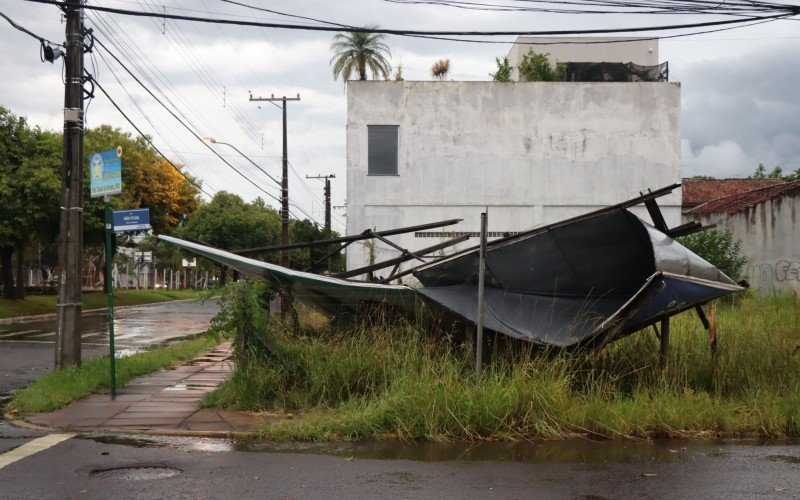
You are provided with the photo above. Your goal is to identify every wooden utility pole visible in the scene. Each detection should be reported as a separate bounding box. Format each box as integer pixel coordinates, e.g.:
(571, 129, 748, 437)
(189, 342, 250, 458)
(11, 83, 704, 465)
(306, 174, 336, 272)
(248, 93, 300, 269)
(55, 0, 85, 369)
(249, 93, 299, 318)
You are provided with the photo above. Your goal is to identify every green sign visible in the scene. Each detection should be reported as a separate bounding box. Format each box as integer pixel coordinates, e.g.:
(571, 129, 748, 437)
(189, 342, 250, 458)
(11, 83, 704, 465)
(89, 146, 123, 198)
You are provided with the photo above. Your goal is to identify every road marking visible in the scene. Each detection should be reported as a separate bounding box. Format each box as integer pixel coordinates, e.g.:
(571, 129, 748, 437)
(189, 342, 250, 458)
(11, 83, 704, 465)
(0, 330, 40, 338)
(29, 331, 56, 339)
(0, 434, 75, 470)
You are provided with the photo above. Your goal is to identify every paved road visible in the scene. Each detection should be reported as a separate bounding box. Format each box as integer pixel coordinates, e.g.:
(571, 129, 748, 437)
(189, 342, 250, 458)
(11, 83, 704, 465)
(0, 299, 219, 397)
(0, 434, 799, 498)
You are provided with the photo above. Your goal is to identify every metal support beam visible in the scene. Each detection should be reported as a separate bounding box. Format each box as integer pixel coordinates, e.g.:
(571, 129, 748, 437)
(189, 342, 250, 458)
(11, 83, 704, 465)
(335, 235, 470, 280)
(659, 316, 670, 367)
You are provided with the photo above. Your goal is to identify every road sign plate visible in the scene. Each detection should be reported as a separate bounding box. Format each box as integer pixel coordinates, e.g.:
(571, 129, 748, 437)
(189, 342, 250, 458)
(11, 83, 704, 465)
(89, 148, 122, 198)
(113, 208, 152, 233)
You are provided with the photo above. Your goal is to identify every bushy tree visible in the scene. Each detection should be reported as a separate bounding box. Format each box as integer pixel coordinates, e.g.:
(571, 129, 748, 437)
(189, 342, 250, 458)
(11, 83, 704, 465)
(518, 49, 564, 82)
(0, 106, 61, 298)
(677, 229, 748, 283)
(490, 57, 512, 82)
(751, 163, 799, 182)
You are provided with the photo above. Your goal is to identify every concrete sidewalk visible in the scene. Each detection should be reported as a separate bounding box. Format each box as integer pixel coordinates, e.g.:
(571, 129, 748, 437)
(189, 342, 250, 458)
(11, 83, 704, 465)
(23, 342, 262, 434)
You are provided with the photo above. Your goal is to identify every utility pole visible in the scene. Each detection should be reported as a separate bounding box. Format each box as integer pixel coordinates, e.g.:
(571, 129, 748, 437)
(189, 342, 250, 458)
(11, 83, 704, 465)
(250, 93, 300, 318)
(55, 0, 85, 369)
(248, 93, 300, 269)
(307, 174, 336, 272)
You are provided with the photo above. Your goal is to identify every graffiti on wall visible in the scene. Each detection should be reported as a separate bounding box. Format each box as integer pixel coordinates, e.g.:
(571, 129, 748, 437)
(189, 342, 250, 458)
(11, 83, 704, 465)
(749, 260, 800, 295)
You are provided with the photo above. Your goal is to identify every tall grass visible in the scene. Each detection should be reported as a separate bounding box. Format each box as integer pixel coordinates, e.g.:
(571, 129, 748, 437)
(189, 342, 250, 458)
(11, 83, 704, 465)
(206, 291, 800, 441)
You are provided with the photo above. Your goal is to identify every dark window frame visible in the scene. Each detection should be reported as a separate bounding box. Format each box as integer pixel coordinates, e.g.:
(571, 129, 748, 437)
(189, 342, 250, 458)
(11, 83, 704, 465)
(367, 124, 399, 176)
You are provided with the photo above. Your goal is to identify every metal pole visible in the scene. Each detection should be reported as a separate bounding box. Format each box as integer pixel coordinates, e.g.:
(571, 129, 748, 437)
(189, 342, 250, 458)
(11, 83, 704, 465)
(55, 0, 85, 369)
(104, 199, 116, 397)
(476, 211, 487, 384)
(281, 98, 289, 270)
(660, 316, 670, 367)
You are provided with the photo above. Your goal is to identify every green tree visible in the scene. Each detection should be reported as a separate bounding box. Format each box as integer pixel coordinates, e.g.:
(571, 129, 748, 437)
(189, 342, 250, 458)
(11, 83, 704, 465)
(677, 229, 748, 283)
(330, 28, 392, 82)
(518, 49, 564, 82)
(0, 107, 61, 299)
(490, 57, 512, 82)
(750, 163, 799, 181)
(177, 192, 281, 283)
(289, 219, 344, 274)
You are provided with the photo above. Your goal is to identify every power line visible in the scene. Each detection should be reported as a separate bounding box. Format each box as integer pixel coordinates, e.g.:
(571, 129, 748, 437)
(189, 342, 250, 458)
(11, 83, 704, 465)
(89, 73, 216, 198)
(91, 35, 283, 205)
(23, 0, 798, 38)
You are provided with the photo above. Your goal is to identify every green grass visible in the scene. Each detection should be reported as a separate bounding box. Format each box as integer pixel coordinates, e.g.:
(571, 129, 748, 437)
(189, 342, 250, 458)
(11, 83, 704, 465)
(0, 290, 205, 319)
(206, 292, 800, 441)
(9, 333, 220, 414)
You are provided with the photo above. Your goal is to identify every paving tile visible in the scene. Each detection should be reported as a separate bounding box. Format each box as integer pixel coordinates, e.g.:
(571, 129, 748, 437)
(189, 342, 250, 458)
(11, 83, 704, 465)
(182, 410, 222, 423)
(115, 411, 194, 419)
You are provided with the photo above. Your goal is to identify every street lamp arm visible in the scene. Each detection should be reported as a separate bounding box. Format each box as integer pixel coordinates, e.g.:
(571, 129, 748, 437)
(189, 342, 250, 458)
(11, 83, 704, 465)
(205, 137, 282, 187)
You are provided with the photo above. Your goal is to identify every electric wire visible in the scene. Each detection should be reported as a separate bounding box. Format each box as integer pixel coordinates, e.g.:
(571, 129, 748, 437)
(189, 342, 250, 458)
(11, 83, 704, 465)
(87, 73, 215, 198)
(91, 35, 284, 205)
(23, 0, 798, 39)
(92, 44, 217, 194)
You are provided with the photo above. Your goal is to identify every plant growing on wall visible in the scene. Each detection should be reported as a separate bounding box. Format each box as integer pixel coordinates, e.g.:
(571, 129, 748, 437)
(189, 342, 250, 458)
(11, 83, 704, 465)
(330, 27, 392, 81)
(490, 57, 512, 82)
(431, 58, 451, 81)
(677, 229, 748, 283)
(518, 49, 564, 82)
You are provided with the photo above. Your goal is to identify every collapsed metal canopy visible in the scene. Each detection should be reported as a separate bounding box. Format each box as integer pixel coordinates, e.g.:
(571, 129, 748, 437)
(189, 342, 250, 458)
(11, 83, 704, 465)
(159, 185, 741, 349)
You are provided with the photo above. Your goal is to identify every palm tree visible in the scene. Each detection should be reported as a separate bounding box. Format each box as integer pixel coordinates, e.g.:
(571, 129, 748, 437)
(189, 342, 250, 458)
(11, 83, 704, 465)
(330, 27, 392, 81)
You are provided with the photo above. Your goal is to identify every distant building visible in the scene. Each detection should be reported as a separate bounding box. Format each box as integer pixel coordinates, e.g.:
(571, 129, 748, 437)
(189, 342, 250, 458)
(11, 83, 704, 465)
(506, 36, 661, 82)
(681, 178, 785, 212)
(345, 37, 681, 279)
(684, 180, 800, 296)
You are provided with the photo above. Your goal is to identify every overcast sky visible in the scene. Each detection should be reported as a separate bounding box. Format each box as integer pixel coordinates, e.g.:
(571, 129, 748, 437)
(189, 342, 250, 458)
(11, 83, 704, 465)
(2, 1, 799, 233)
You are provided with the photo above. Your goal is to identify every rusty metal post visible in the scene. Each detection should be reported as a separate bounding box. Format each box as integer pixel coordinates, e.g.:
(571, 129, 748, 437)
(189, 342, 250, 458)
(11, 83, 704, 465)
(476, 211, 487, 384)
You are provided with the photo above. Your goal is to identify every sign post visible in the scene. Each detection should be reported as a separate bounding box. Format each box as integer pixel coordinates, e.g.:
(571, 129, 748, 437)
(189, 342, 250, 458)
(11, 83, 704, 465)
(90, 147, 123, 398)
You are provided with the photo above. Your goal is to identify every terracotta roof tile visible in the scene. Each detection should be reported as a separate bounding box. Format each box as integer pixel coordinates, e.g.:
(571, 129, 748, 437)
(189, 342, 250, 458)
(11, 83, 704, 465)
(687, 179, 800, 215)
(681, 178, 785, 208)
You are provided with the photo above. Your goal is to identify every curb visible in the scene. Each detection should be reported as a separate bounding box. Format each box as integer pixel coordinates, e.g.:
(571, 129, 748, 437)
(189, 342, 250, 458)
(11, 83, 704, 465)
(0, 298, 207, 325)
(4, 412, 259, 439)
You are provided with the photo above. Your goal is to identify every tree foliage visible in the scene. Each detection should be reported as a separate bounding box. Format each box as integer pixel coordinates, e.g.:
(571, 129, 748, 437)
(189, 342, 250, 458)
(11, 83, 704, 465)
(490, 57, 513, 82)
(0, 106, 61, 298)
(677, 229, 748, 283)
(518, 49, 564, 82)
(751, 163, 800, 182)
(330, 28, 392, 82)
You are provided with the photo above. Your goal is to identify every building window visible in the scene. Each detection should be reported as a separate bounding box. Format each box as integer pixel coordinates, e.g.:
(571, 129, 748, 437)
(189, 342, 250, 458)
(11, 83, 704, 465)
(368, 125, 398, 175)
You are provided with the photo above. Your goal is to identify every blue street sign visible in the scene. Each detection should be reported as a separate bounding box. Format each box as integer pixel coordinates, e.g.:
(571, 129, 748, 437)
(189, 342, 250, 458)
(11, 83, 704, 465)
(113, 208, 152, 233)
(89, 147, 123, 198)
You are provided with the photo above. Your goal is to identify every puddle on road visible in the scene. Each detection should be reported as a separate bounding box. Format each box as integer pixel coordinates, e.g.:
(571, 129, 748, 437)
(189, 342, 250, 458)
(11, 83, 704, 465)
(80, 432, 800, 464)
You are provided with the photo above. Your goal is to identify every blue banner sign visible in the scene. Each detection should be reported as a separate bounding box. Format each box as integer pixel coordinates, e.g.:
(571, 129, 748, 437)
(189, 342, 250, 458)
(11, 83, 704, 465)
(113, 208, 152, 233)
(89, 146, 123, 198)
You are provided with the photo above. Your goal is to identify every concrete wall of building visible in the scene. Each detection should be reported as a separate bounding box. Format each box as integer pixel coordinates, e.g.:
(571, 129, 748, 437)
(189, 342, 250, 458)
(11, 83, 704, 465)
(687, 192, 800, 296)
(346, 80, 682, 278)
(506, 37, 659, 81)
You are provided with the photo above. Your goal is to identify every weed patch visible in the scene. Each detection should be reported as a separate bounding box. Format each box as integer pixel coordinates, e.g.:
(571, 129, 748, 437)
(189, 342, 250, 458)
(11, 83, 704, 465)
(207, 291, 800, 441)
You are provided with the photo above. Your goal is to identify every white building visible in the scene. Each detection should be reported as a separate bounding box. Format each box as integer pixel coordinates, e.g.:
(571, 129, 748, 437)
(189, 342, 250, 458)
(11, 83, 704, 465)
(506, 36, 660, 81)
(345, 39, 681, 278)
(684, 180, 800, 296)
